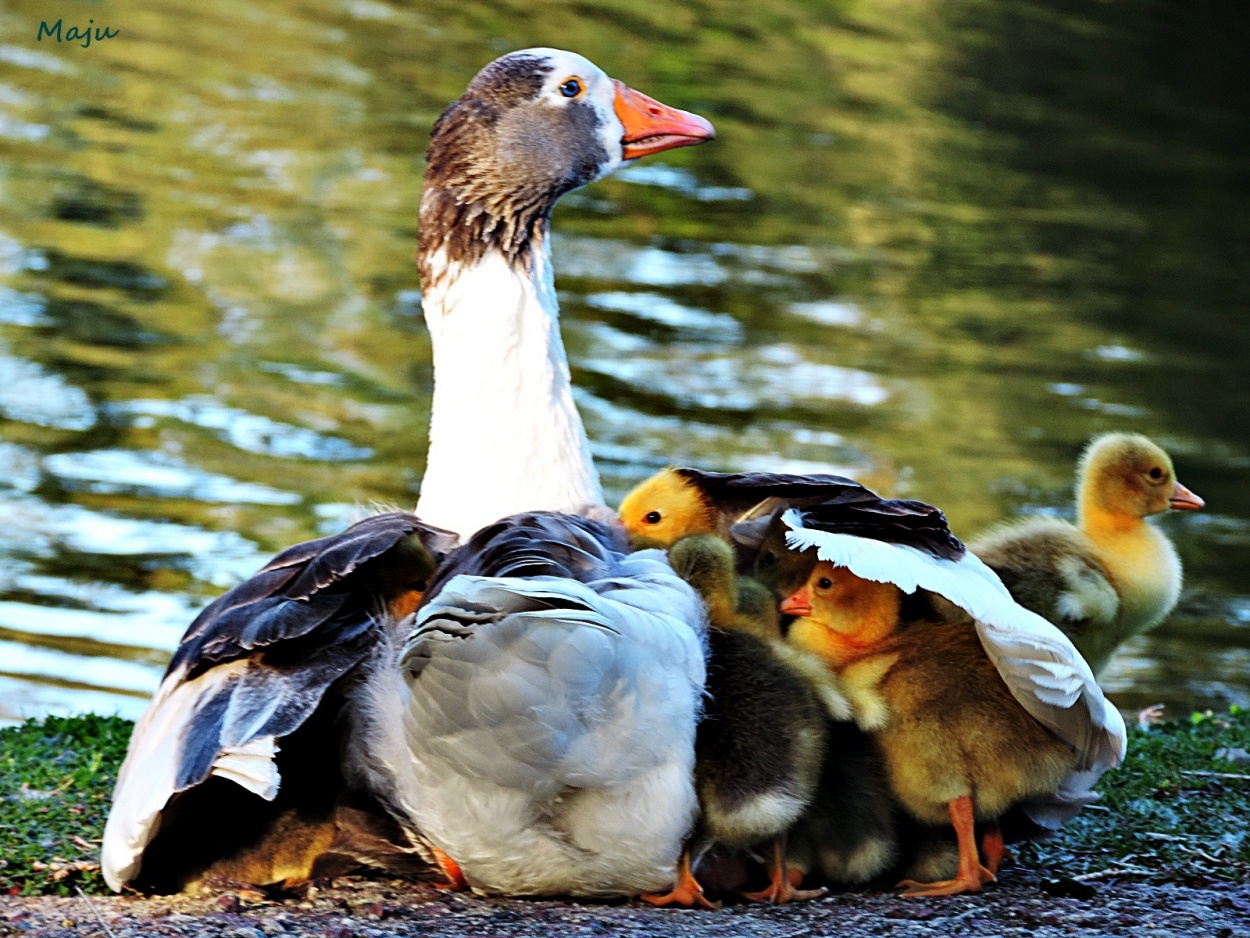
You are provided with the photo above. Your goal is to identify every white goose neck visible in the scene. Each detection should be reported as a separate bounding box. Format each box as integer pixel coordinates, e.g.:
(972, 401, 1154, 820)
(415, 230, 603, 538)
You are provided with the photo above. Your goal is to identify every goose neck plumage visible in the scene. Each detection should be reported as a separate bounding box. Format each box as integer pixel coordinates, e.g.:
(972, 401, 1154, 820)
(415, 226, 602, 538)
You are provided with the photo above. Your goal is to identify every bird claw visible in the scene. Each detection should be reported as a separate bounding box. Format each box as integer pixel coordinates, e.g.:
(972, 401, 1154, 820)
(641, 850, 719, 909)
(1137, 704, 1166, 729)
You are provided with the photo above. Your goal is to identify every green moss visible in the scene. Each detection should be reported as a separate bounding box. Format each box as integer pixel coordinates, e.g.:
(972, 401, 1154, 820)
(1022, 707, 1250, 882)
(0, 715, 131, 896)
(1, 710, 1247, 895)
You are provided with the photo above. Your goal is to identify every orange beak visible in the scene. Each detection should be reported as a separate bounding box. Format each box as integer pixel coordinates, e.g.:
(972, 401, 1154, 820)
(1169, 481, 1205, 511)
(780, 586, 812, 618)
(612, 79, 715, 160)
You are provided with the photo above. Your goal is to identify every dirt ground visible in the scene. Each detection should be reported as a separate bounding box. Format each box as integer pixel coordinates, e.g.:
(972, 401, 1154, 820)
(3, 868, 1247, 938)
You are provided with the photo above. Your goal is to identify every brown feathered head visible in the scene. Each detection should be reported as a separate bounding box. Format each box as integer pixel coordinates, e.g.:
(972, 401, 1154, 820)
(418, 49, 713, 286)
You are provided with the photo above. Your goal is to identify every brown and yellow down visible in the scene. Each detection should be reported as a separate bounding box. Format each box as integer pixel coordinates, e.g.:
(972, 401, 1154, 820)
(972, 432, 1203, 675)
(784, 561, 1076, 897)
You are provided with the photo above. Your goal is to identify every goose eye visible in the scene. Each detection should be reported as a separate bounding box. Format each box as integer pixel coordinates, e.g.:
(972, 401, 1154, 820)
(644, 511, 662, 525)
(559, 78, 583, 98)
(1148, 467, 1164, 481)
(413, 579, 428, 592)
(817, 577, 833, 590)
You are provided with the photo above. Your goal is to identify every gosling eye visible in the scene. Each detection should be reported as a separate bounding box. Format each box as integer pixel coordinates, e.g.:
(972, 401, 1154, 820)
(817, 577, 833, 590)
(644, 511, 662, 525)
(412, 579, 428, 592)
(1148, 466, 1165, 482)
(761, 551, 779, 568)
(559, 78, 583, 98)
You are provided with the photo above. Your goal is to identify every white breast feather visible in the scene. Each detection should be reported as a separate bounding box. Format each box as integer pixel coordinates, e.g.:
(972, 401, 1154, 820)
(417, 245, 603, 537)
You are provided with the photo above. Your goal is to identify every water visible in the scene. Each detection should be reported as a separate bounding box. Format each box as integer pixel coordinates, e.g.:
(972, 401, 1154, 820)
(0, 0, 1246, 724)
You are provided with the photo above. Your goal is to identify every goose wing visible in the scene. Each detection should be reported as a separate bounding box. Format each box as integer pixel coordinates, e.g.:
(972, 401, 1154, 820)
(781, 509, 1127, 828)
(376, 512, 706, 895)
(734, 489, 967, 595)
(673, 468, 870, 527)
(777, 493, 966, 560)
(101, 512, 457, 891)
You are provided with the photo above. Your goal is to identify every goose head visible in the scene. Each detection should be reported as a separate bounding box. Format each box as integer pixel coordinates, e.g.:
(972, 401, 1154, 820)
(418, 48, 714, 286)
(1077, 432, 1204, 522)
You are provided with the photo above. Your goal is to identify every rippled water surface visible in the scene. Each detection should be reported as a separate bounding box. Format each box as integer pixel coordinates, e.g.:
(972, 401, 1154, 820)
(0, 0, 1247, 723)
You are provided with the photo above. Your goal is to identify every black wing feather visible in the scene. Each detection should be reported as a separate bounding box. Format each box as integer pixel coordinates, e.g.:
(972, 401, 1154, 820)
(174, 681, 235, 791)
(796, 492, 966, 561)
(168, 512, 457, 677)
(678, 468, 964, 562)
(171, 609, 380, 796)
(672, 468, 870, 523)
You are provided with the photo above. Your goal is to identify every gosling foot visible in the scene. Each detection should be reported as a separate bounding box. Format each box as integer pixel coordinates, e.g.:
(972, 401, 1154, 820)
(896, 864, 995, 898)
(641, 851, 720, 910)
(740, 837, 825, 904)
(1137, 704, 1166, 729)
(740, 879, 827, 904)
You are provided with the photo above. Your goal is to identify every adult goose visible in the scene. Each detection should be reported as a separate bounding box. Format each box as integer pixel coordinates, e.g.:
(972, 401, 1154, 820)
(102, 49, 716, 896)
(358, 48, 717, 897)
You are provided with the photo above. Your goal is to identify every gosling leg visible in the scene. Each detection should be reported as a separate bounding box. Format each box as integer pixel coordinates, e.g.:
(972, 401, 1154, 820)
(897, 796, 995, 898)
(741, 836, 827, 904)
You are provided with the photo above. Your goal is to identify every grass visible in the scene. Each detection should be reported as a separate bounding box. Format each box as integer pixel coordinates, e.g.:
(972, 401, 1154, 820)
(1, 710, 1247, 895)
(1021, 707, 1250, 884)
(0, 714, 131, 896)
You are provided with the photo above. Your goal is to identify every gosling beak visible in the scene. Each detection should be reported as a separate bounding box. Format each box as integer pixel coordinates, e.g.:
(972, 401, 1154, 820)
(612, 79, 715, 160)
(1169, 481, 1205, 511)
(780, 586, 812, 618)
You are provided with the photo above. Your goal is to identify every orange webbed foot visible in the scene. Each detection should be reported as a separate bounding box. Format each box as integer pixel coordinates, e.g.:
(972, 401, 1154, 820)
(895, 795, 996, 898)
(896, 864, 995, 898)
(740, 880, 827, 904)
(641, 882, 720, 910)
(981, 822, 1007, 877)
(642, 851, 720, 910)
(1137, 704, 1165, 729)
(429, 844, 468, 891)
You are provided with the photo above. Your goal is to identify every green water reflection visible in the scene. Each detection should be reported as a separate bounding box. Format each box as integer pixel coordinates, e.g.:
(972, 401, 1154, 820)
(0, 0, 1245, 721)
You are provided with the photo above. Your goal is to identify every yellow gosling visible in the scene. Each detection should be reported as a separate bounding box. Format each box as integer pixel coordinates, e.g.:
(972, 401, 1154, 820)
(973, 433, 1204, 675)
(783, 561, 1075, 899)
